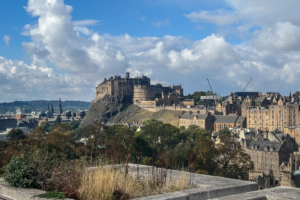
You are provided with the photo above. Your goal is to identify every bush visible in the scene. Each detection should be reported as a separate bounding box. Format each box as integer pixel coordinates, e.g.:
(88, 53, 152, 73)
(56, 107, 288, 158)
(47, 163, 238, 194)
(4, 156, 38, 188)
(37, 191, 66, 199)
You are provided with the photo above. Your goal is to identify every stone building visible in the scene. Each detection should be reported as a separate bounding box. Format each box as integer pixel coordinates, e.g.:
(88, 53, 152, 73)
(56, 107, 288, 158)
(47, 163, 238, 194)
(216, 96, 242, 115)
(95, 72, 150, 101)
(245, 102, 300, 132)
(241, 139, 292, 184)
(179, 112, 213, 130)
(284, 126, 300, 151)
(95, 72, 183, 106)
(214, 115, 246, 132)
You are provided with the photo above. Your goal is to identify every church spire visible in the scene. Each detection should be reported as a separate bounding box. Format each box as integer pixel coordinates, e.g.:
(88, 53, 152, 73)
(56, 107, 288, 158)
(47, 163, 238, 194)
(47, 103, 50, 111)
(57, 98, 63, 114)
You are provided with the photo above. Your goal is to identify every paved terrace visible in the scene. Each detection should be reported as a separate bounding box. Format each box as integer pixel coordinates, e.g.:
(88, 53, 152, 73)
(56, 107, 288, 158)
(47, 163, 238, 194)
(211, 186, 300, 200)
(125, 164, 259, 200)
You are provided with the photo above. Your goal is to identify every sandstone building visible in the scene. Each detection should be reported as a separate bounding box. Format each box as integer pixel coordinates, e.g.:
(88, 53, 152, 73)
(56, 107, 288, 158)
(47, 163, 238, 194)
(179, 112, 213, 130)
(95, 72, 183, 106)
(241, 139, 292, 185)
(245, 101, 300, 132)
(214, 115, 246, 132)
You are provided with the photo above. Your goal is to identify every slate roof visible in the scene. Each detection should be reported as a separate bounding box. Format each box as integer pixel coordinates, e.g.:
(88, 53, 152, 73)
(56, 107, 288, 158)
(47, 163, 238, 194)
(242, 138, 252, 147)
(255, 97, 266, 104)
(247, 140, 282, 152)
(180, 113, 207, 120)
(215, 115, 238, 124)
(236, 116, 246, 124)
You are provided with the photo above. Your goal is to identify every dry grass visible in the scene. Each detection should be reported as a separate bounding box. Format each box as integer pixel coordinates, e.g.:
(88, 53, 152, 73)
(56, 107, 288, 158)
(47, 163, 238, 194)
(79, 166, 193, 200)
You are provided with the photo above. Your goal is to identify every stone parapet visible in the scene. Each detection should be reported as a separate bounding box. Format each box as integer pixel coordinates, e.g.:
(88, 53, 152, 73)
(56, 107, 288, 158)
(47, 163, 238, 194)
(0, 179, 74, 200)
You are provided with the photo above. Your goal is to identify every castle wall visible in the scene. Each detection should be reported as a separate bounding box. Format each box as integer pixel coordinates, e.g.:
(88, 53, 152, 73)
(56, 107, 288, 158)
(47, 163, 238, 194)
(133, 85, 163, 103)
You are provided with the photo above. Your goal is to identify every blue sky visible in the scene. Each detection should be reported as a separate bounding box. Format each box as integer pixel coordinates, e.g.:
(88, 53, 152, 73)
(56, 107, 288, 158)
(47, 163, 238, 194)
(1, 0, 300, 102)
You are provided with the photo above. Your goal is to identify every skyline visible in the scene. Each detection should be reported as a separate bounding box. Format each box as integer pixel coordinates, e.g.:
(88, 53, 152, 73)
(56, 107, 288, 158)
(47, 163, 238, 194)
(1, 0, 300, 102)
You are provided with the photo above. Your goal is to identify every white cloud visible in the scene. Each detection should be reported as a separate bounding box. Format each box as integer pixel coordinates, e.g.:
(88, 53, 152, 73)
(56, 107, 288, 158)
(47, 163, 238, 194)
(3, 35, 10, 46)
(185, 9, 237, 26)
(2, 0, 300, 102)
(185, 0, 300, 32)
(152, 19, 170, 27)
(140, 16, 145, 21)
(72, 19, 100, 26)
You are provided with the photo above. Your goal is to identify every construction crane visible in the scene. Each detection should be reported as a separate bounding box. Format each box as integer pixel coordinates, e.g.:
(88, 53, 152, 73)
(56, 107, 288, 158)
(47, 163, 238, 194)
(242, 78, 252, 92)
(207, 78, 216, 107)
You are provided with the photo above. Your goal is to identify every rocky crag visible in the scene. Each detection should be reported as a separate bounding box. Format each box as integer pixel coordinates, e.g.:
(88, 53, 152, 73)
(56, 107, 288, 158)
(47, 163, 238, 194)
(80, 94, 132, 127)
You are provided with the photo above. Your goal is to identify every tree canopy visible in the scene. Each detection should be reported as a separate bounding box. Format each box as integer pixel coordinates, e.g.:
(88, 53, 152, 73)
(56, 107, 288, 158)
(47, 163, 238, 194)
(7, 128, 26, 142)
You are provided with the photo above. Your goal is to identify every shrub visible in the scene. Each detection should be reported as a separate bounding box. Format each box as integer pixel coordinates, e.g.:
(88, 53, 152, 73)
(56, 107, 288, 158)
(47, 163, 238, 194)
(37, 191, 66, 199)
(48, 160, 83, 199)
(4, 156, 38, 188)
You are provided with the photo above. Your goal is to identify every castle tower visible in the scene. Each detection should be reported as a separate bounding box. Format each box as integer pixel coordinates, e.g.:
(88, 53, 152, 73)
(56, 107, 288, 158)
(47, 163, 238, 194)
(57, 98, 63, 114)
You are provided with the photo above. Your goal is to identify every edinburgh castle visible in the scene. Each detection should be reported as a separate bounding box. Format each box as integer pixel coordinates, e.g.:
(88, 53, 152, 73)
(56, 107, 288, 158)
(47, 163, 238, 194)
(95, 72, 183, 107)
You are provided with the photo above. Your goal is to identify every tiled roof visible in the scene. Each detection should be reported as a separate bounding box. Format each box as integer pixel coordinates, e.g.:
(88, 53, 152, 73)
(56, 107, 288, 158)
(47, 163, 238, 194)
(215, 115, 238, 124)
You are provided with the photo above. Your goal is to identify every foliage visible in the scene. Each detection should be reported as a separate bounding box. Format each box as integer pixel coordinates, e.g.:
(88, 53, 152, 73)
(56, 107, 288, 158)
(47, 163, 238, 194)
(49, 160, 83, 199)
(69, 120, 80, 130)
(37, 191, 66, 199)
(218, 127, 231, 136)
(4, 156, 38, 188)
(54, 115, 62, 126)
(74, 127, 85, 141)
(7, 128, 26, 141)
(40, 121, 52, 132)
(192, 138, 217, 174)
(214, 134, 253, 179)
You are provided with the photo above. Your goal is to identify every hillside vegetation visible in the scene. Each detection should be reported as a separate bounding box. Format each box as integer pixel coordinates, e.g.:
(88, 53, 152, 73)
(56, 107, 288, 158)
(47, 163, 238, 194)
(0, 100, 90, 113)
(111, 104, 182, 126)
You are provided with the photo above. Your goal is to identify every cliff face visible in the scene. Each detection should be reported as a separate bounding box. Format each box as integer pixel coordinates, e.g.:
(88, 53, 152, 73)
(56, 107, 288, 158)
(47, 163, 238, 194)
(80, 94, 132, 127)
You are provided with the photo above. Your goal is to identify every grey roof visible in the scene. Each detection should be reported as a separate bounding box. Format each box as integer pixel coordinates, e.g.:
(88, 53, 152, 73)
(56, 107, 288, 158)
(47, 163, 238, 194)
(255, 97, 266, 103)
(215, 115, 238, 124)
(242, 139, 252, 147)
(247, 140, 282, 152)
(236, 116, 246, 124)
(180, 113, 207, 120)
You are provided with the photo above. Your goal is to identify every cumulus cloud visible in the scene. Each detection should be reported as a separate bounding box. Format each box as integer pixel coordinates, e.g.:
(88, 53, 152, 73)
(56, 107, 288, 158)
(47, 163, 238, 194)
(185, 0, 300, 33)
(2, 0, 300, 102)
(3, 35, 10, 46)
(0, 56, 94, 101)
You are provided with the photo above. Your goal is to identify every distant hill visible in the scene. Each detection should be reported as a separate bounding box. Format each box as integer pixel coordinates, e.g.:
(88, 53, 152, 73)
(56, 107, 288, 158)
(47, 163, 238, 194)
(0, 100, 91, 113)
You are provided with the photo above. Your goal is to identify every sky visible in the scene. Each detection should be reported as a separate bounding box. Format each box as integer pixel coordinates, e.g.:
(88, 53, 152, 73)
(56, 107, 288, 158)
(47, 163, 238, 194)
(1, 0, 300, 102)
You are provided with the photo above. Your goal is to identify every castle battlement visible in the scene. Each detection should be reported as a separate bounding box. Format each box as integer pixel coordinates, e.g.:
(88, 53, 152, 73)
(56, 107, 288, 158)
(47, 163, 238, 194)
(95, 72, 183, 106)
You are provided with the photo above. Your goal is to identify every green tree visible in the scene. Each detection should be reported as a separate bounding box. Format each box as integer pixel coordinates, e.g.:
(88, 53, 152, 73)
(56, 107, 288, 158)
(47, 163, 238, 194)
(170, 142, 191, 169)
(193, 138, 217, 175)
(214, 134, 253, 179)
(54, 115, 62, 126)
(7, 128, 26, 142)
(40, 121, 51, 132)
(219, 127, 231, 136)
(184, 125, 211, 149)
(69, 120, 80, 130)
(73, 127, 85, 141)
